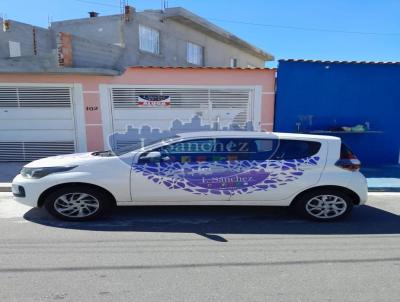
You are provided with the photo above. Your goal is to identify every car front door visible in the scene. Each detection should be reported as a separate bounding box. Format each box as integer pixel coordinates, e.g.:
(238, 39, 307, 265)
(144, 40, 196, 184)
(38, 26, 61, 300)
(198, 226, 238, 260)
(130, 138, 231, 203)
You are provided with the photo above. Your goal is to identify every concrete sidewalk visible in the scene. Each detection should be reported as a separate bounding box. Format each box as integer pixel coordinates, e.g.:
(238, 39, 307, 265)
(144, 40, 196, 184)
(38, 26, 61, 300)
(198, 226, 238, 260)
(362, 165, 400, 192)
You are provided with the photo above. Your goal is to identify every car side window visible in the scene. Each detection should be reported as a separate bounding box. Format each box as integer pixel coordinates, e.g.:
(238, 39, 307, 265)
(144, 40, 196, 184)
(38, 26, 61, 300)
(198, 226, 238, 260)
(138, 138, 320, 163)
(165, 139, 217, 163)
(161, 138, 259, 162)
(139, 139, 217, 163)
(214, 138, 279, 161)
(271, 140, 321, 160)
(153, 138, 280, 162)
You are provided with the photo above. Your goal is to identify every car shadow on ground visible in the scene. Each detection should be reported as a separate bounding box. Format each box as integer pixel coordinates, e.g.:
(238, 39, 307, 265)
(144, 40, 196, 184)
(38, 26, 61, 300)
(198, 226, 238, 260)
(23, 204, 400, 239)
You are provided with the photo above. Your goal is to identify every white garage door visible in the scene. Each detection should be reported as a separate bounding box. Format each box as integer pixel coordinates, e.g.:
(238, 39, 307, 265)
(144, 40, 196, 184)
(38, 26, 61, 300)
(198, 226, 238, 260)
(0, 85, 76, 161)
(108, 86, 258, 149)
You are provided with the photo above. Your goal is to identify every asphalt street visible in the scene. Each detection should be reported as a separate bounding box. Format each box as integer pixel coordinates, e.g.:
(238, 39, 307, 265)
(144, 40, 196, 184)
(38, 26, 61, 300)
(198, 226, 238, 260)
(1, 192, 400, 302)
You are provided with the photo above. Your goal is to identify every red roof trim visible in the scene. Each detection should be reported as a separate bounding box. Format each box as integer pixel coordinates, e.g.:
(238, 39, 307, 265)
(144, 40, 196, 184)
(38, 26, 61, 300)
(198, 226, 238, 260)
(127, 66, 276, 71)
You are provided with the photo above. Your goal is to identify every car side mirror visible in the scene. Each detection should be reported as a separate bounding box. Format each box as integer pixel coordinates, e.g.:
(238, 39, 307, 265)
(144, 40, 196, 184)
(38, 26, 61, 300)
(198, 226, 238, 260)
(145, 151, 161, 160)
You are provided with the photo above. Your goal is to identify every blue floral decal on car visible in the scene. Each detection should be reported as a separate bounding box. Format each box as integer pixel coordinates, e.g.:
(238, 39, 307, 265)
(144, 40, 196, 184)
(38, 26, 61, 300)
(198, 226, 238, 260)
(132, 156, 320, 196)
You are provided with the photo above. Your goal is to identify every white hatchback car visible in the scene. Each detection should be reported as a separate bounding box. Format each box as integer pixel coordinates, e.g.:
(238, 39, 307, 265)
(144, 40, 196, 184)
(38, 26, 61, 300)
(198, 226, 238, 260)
(12, 131, 367, 221)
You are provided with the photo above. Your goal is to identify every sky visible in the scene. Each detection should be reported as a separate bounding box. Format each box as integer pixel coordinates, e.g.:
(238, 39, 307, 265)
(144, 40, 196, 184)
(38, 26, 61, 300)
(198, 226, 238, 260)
(1, 0, 399, 67)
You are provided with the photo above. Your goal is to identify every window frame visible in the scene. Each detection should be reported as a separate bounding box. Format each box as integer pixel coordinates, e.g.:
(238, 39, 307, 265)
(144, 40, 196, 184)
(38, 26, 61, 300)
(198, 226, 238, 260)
(138, 137, 322, 164)
(138, 24, 160, 54)
(186, 41, 204, 66)
(230, 58, 238, 68)
(9, 41, 21, 57)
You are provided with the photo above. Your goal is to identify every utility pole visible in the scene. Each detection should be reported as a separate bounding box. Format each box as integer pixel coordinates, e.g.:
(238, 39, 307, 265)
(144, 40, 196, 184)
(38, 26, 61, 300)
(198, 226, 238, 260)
(162, 0, 169, 11)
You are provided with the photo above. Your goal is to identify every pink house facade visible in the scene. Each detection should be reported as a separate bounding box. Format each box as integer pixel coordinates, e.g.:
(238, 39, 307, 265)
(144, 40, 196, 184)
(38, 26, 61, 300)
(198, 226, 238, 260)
(0, 67, 275, 160)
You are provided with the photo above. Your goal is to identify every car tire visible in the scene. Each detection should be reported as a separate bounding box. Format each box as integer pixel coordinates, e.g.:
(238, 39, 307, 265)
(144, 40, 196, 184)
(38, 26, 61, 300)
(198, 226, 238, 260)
(44, 185, 113, 221)
(292, 188, 354, 221)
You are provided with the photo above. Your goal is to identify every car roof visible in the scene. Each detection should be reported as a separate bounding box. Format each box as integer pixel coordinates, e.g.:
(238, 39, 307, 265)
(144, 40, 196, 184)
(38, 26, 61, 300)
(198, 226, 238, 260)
(176, 131, 340, 141)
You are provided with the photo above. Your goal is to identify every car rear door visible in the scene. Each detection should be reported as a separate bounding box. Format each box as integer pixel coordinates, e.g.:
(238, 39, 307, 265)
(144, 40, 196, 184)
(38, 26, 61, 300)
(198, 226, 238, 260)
(227, 137, 327, 203)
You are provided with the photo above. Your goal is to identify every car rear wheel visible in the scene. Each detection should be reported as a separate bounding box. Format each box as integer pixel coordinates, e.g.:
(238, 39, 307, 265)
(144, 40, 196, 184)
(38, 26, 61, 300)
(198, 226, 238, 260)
(44, 186, 113, 221)
(293, 189, 353, 221)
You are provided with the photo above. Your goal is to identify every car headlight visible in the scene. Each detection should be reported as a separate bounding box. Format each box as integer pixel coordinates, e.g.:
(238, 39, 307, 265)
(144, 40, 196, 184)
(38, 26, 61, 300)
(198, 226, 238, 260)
(20, 166, 78, 179)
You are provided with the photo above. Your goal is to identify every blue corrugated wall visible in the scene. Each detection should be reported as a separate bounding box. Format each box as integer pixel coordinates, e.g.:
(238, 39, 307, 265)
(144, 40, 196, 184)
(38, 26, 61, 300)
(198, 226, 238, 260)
(275, 60, 400, 165)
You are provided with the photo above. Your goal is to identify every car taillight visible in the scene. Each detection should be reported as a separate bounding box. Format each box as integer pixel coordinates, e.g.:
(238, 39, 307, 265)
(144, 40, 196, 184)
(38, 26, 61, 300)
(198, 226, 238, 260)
(335, 143, 361, 171)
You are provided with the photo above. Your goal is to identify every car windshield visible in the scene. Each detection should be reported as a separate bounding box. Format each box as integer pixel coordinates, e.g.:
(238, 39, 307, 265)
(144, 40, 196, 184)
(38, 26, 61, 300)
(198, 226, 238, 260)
(112, 135, 180, 156)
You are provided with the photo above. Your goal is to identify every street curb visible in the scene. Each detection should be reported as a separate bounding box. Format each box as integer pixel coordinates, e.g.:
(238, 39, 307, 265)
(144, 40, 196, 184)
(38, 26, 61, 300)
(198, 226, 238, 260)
(368, 187, 400, 193)
(0, 183, 11, 192)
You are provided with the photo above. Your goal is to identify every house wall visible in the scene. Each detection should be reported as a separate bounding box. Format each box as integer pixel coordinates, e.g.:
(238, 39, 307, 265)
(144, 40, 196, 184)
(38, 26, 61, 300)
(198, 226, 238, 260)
(0, 18, 53, 58)
(275, 60, 400, 165)
(51, 11, 266, 68)
(70, 34, 124, 69)
(50, 15, 123, 47)
(0, 67, 275, 151)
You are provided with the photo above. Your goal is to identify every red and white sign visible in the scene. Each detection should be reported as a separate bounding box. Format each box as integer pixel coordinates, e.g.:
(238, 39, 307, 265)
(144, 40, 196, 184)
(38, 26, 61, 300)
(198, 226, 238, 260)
(137, 95, 171, 107)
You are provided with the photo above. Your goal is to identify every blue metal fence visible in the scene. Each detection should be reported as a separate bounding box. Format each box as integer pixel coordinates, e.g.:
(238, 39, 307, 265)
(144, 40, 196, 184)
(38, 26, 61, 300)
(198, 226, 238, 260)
(275, 60, 400, 165)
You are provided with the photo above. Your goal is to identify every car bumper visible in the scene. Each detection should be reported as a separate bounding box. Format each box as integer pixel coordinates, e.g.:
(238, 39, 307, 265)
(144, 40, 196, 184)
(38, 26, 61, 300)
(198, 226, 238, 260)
(12, 174, 44, 207)
(349, 171, 368, 205)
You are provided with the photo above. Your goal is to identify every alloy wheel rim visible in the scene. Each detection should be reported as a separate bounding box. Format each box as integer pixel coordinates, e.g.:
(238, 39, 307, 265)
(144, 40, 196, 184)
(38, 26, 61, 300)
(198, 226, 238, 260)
(54, 193, 100, 218)
(305, 194, 347, 219)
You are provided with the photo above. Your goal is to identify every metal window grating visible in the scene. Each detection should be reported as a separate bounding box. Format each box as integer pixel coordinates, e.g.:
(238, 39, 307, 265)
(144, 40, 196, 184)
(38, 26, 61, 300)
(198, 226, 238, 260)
(210, 89, 249, 109)
(0, 87, 71, 108)
(0, 141, 75, 161)
(112, 88, 209, 109)
(111, 87, 252, 128)
(111, 87, 250, 109)
(115, 140, 141, 150)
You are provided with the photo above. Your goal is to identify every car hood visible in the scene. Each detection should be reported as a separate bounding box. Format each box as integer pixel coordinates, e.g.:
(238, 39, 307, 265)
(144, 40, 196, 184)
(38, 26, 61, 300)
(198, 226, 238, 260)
(24, 152, 102, 168)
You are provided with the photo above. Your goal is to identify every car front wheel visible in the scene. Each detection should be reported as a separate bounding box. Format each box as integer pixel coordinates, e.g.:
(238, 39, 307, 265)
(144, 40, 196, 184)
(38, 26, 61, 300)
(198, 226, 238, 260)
(44, 185, 113, 221)
(293, 189, 354, 221)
